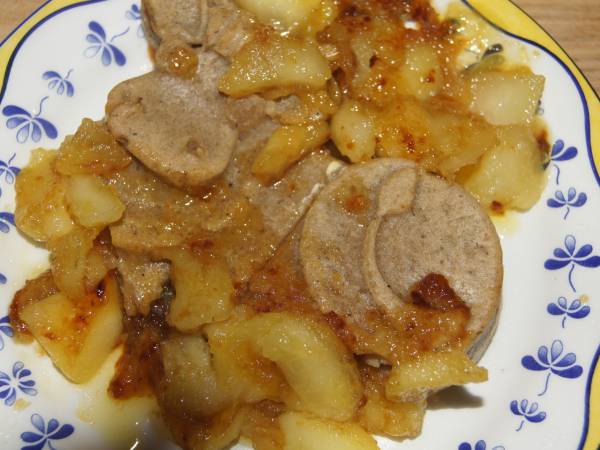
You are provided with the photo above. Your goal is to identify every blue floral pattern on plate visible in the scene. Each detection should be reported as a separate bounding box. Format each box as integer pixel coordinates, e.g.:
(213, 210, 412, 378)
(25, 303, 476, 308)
(0, 212, 15, 234)
(458, 441, 505, 450)
(42, 70, 74, 97)
(522, 339, 583, 396)
(0, 316, 14, 351)
(510, 399, 547, 431)
(125, 3, 144, 38)
(547, 139, 578, 184)
(544, 235, 600, 292)
(547, 187, 587, 219)
(20, 414, 74, 450)
(547, 296, 591, 328)
(0, 362, 37, 406)
(2, 97, 58, 143)
(84, 21, 128, 67)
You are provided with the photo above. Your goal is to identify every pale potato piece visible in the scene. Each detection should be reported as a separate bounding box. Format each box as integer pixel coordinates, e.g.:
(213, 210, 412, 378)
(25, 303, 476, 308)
(15, 149, 74, 241)
(251, 312, 362, 421)
(20, 273, 123, 383)
(84, 245, 111, 293)
(385, 350, 487, 402)
(54, 118, 132, 176)
(235, 0, 337, 35)
(331, 101, 376, 163)
(48, 226, 99, 300)
(252, 122, 330, 184)
(279, 412, 379, 450)
(66, 174, 125, 228)
(161, 334, 230, 418)
(359, 397, 425, 438)
(468, 68, 545, 125)
(205, 310, 289, 405)
(399, 42, 443, 100)
(161, 248, 234, 333)
(462, 125, 547, 211)
(220, 36, 331, 97)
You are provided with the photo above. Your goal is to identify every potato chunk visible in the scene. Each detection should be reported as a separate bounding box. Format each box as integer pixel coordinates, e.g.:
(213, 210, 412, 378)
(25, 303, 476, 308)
(220, 36, 331, 97)
(252, 122, 330, 184)
(235, 0, 337, 35)
(279, 412, 379, 450)
(462, 125, 547, 211)
(15, 149, 74, 241)
(161, 334, 229, 418)
(252, 313, 362, 421)
(468, 68, 545, 125)
(20, 273, 123, 383)
(66, 175, 125, 228)
(399, 42, 443, 100)
(55, 118, 132, 176)
(331, 100, 376, 163)
(385, 350, 487, 402)
(161, 248, 234, 333)
(48, 226, 99, 300)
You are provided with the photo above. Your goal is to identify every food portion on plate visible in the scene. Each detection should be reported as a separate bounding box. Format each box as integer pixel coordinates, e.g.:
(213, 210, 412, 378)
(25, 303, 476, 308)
(8, 0, 549, 448)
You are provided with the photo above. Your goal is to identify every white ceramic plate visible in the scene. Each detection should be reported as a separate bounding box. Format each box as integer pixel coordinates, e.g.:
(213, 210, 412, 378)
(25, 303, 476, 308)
(0, 1, 598, 449)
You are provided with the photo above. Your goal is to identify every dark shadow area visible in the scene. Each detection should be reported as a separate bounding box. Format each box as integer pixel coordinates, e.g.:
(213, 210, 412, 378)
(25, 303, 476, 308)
(427, 386, 484, 410)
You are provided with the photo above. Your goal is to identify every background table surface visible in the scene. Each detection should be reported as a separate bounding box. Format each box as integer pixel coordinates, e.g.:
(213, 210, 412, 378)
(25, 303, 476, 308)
(0, 0, 598, 94)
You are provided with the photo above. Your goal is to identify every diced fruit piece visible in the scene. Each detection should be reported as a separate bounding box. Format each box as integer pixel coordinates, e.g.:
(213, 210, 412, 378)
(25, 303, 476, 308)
(220, 36, 331, 97)
(15, 149, 74, 241)
(468, 68, 545, 125)
(55, 119, 132, 176)
(331, 101, 376, 163)
(161, 334, 230, 417)
(279, 411, 379, 450)
(48, 226, 99, 300)
(235, 0, 337, 35)
(66, 174, 125, 227)
(19, 273, 123, 383)
(250, 312, 363, 421)
(252, 122, 330, 184)
(462, 125, 547, 211)
(161, 248, 234, 333)
(385, 350, 487, 402)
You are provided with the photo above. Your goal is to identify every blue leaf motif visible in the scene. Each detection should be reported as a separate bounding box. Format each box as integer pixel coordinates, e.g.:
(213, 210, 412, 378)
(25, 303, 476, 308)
(0, 212, 15, 234)
(510, 399, 547, 431)
(544, 235, 600, 292)
(0, 273, 6, 284)
(522, 339, 583, 395)
(547, 188, 587, 219)
(0, 361, 37, 406)
(2, 97, 58, 144)
(548, 139, 578, 184)
(84, 21, 128, 67)
(42, 70, 75, 97)
(20, 414, 74, 450)
(547, 296, 591, 327)
(0, 316, 14, 351)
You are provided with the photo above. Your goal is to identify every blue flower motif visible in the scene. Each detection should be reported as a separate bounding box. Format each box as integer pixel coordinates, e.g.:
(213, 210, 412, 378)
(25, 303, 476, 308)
(521, 339, 583, 396)
(0, 316, 14, 351)
(546, 139, 577, 184)
(0, 362, 38, 406)
(547, 296, 591, 328)
(125, 3, 144, 38)
(510, 399, 547, 431)
(0, 212, 15, 233)
(0, 153, 20, 184)
(544, 235, 600, 292)
(20, 414, 74, 450)
(42, 70, 75, 97)
(2, 97, 58, 144)
(0, 273, 6, 284)
(458, 440, 505, 450)
(84, 21, 128, 67)
(547, 187, 587, 219)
